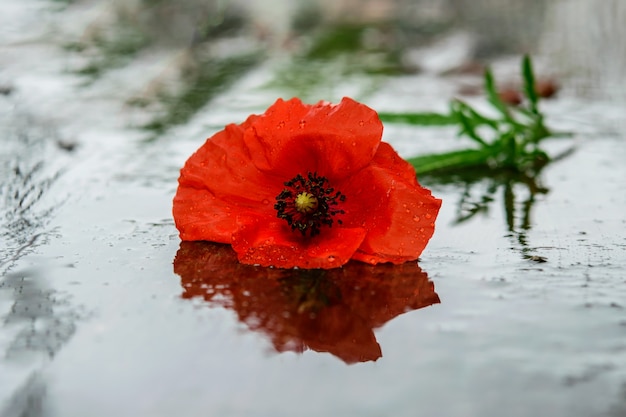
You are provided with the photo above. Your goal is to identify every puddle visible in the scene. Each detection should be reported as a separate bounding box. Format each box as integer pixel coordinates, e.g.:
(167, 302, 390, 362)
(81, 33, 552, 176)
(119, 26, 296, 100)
(1, 1, 626, 416)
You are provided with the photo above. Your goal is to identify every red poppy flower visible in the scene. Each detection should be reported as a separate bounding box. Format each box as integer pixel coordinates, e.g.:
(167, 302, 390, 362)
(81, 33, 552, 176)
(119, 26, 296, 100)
(174, 241, 440, 364)
(173, 97, 441, 269)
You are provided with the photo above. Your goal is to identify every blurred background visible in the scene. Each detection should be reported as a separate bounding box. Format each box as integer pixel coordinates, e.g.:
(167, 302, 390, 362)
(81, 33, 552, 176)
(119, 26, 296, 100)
(37, 0, 626, 133)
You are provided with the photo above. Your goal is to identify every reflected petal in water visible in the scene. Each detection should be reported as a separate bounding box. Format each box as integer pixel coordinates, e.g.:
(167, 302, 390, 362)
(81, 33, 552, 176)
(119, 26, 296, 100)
(174, 241, 440, 364)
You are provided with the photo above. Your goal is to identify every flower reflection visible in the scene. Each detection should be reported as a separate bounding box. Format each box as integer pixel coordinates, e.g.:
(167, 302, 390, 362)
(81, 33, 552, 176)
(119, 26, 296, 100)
(174, 241, 440, 364)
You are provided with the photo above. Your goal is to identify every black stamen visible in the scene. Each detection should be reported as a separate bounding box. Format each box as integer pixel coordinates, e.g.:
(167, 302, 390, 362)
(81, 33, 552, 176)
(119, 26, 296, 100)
(274, 172, 346, 237)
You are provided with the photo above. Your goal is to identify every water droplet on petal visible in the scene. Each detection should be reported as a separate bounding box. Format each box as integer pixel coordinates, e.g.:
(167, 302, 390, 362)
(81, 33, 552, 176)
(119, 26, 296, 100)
(277, 121, 285, 129)
(425, 213, 432, 219)
(328, 255, 336, 262)
(299, 120, 306, 128)
(262, 199, 270, 205)
(413, 215, 420, 222)
(358, 120, 365, 126)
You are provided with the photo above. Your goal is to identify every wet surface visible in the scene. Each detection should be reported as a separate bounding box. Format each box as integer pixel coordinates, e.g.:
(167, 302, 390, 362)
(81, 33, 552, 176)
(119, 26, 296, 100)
(1, 1, 626, 416)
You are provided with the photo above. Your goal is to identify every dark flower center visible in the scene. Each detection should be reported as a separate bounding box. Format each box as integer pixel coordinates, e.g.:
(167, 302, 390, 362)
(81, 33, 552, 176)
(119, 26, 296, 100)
(274, 172, 346, 237)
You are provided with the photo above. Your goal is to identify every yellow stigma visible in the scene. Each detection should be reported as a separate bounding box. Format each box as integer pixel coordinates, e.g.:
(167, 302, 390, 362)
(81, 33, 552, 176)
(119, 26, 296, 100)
(294, 192, 318, 213)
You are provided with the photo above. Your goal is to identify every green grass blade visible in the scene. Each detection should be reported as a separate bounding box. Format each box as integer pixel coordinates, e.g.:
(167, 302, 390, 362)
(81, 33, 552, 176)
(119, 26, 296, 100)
(483, 68, 519, 126)
(522, 55, 539, 114)
(378, 112, 457, 126)
(454, 100, 499, 129)
(384, 56, 566, 177)
(452, 103, 489, 147)
(408, 148, 493, 175)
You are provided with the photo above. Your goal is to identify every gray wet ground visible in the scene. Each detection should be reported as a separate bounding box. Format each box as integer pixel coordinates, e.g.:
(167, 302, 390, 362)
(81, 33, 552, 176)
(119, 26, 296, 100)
(1, 1, 626, 416)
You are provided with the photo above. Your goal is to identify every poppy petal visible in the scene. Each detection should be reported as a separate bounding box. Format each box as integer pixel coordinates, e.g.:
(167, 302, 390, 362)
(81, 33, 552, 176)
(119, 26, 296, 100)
(232, 218, 367, 269)
(174, 118, 281, 241)
(173, 187, 259, 242)
(243, 97, 382, 180)
(340, 143, 442, 264)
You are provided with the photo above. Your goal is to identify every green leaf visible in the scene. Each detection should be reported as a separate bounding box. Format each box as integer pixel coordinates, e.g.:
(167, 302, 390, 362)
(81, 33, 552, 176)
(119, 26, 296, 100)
(378, 112, 457, 126)
(522, 55, 539, 114)
(484, 68, 518, 125)
(453, 100, 499, 130)
(451, 101, 488, 147)
(384, 56, 566, 178)
(408, 148, 493, 175)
